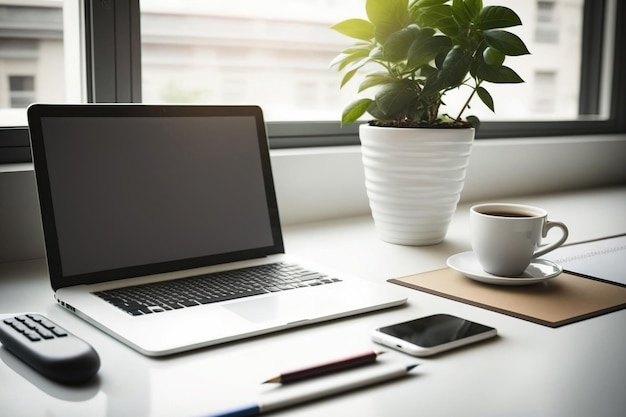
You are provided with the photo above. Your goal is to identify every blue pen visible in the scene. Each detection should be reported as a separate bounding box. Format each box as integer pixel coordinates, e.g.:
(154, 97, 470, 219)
(205, 363, 418, 417)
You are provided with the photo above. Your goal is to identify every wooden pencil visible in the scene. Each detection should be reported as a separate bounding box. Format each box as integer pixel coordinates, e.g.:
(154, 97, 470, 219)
(263, 350, 384, 384)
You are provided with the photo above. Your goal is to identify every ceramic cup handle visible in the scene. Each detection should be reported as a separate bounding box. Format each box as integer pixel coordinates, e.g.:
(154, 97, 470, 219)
(533, 220, 569, 258)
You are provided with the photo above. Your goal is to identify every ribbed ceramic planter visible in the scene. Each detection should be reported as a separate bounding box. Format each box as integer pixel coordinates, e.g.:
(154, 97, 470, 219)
(359, 124, 474, 246)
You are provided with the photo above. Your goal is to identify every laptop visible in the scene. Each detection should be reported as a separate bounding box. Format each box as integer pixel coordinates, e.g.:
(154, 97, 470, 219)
(27, 104, 407, 356)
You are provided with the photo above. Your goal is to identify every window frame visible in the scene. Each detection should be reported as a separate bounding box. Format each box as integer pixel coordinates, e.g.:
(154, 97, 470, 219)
(84, 0, 142, 102)
(1, 0, 624, 161)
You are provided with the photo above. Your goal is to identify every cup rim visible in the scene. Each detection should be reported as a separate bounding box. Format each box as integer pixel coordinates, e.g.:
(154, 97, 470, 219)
(470, 203, 547, 219)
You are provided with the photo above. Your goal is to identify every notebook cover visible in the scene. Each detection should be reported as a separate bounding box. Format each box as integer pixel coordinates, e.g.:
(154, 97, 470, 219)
(389, 269, 626, 328)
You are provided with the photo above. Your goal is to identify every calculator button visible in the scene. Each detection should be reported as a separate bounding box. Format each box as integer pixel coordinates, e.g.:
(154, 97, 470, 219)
(24, 331, 42, 341)
(51, 327, 68, 337)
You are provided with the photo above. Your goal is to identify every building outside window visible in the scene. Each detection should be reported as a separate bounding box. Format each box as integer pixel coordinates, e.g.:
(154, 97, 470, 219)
(536, 1, 560, 43)
(8, 75, 35, 108)
(0, 3, 66, 126)
(533, 70, 557, 113)
(0, 0, 588, 126)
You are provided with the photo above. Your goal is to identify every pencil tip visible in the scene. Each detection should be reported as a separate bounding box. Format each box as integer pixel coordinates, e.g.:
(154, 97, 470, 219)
(262, 376, 280, 384)
(407, 364, 420, 372)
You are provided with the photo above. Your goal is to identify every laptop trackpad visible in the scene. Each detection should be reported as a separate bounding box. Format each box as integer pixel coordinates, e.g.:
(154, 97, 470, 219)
(224, 295, 314, 323)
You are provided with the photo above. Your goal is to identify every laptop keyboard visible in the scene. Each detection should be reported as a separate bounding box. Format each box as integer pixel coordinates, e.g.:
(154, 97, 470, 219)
(93, 262, 342, 316)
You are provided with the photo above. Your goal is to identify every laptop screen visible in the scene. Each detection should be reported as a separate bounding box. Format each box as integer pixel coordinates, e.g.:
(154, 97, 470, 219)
(28, 105, 283, 290)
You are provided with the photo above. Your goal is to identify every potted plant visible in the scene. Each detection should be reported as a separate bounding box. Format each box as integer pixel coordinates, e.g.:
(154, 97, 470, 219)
(331, 0, 529, 245)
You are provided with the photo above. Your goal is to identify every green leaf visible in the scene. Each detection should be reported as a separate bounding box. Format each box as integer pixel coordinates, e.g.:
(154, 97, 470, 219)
(412, 0, 448, 8)
(476, 6, 522, 30)
(482, 47, 505, 66)
(375, 80, 418, 118)
(383, 25, 422, 62)
(476, 86, 495, 112)
(476, 64, 525, 83)
(341, 55, 374, 84)
(359, 72, 396, 92)
(466, 115, 481, 128)
(419, 64, 437, 77)
(437, 18, 461, 38)
(366, 100, 387, 121)
(407, 33, 450, 70)
(416, 4, 452, 28)
(464, 0, 483, 19)
(434, 47, 448, 69)
(366, 0, 411, 42)
(342, 98, 373, 125)
(330, 47, 372, 71)
(435, 45, 472, 89)
(340, 68, 358, 88)
(484, 30, 530, 56)
(331, 19, 375, 41)
(469, 46, 486, 76)
(338, 45, 374, 56)
(369, 46, 384, 59)
(451, 0, 471, 27)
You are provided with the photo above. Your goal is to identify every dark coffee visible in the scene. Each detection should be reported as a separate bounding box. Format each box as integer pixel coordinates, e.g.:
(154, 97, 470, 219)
(482, 211, 534, 218)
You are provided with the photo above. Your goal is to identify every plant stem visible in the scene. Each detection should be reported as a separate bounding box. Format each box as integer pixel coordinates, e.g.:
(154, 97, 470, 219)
(455, 80, 481, 121)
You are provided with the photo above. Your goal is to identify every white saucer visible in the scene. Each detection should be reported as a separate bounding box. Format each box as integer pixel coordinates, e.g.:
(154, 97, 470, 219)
(446, 251, 563, 286)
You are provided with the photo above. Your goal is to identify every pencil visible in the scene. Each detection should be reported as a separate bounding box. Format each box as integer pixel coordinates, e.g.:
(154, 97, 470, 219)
(209, 363, 419, 417)
(263, 350, 384, 384)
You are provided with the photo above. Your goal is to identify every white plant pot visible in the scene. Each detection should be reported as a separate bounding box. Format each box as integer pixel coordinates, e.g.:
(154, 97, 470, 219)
(359, 124, 474, 246)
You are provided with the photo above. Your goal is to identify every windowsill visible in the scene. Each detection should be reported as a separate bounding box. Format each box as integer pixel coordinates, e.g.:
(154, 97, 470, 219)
(0, 163, 32, 173)
(3, 133, 625, 173)
(269, 133, 626, 224)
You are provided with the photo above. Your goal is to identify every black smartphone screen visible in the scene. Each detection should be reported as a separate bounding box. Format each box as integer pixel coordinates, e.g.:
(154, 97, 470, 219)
(378, 314, 495, 348)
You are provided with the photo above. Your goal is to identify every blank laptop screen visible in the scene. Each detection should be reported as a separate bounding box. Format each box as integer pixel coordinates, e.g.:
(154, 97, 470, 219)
(29, 105, 283, 289)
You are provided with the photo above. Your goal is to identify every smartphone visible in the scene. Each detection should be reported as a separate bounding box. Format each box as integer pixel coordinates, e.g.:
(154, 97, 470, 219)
(371, 314, 497, 357)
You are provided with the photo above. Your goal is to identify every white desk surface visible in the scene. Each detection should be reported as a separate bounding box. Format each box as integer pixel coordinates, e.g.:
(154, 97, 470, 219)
(1, 186, 625, 417)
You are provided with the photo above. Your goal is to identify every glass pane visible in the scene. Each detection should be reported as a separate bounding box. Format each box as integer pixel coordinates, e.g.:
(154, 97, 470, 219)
(0, 1, 78, 127)
(447, 0, 586, 122)
(140, 0, 587, 122)
(140, 0, 363, 122)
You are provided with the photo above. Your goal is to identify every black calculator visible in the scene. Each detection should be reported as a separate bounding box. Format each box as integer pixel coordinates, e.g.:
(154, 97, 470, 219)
(0, 313, 100, 384)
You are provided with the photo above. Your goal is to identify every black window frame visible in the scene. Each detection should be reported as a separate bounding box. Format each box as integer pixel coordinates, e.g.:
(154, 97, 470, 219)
(1, 0, 624, 162)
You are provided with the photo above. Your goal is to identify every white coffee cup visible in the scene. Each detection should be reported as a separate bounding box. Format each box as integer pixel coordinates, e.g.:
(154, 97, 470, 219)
(470, 203, 569, 276)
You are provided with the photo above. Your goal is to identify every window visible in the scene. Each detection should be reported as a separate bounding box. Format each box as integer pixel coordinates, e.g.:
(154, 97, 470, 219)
(536, 1, 559, 43)
(139, 0, 353, 121)
(533, 71, 557, 113)
(0, 3, 67, 126)
(0, 0, 625, 163)
(0, 0, 86, 162)
(8, 75, 36, 108)
(137, 0, 587, 123)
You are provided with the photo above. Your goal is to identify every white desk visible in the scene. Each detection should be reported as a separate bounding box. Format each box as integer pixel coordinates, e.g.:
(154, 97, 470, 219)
(1, 186, 625, 417)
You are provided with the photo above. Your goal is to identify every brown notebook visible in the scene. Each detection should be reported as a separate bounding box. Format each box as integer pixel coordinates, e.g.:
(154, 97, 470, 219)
(389, 269, 626, 327)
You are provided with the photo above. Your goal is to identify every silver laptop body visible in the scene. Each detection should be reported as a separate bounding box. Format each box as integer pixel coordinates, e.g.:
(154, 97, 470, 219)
(28, 104, 406, 356)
